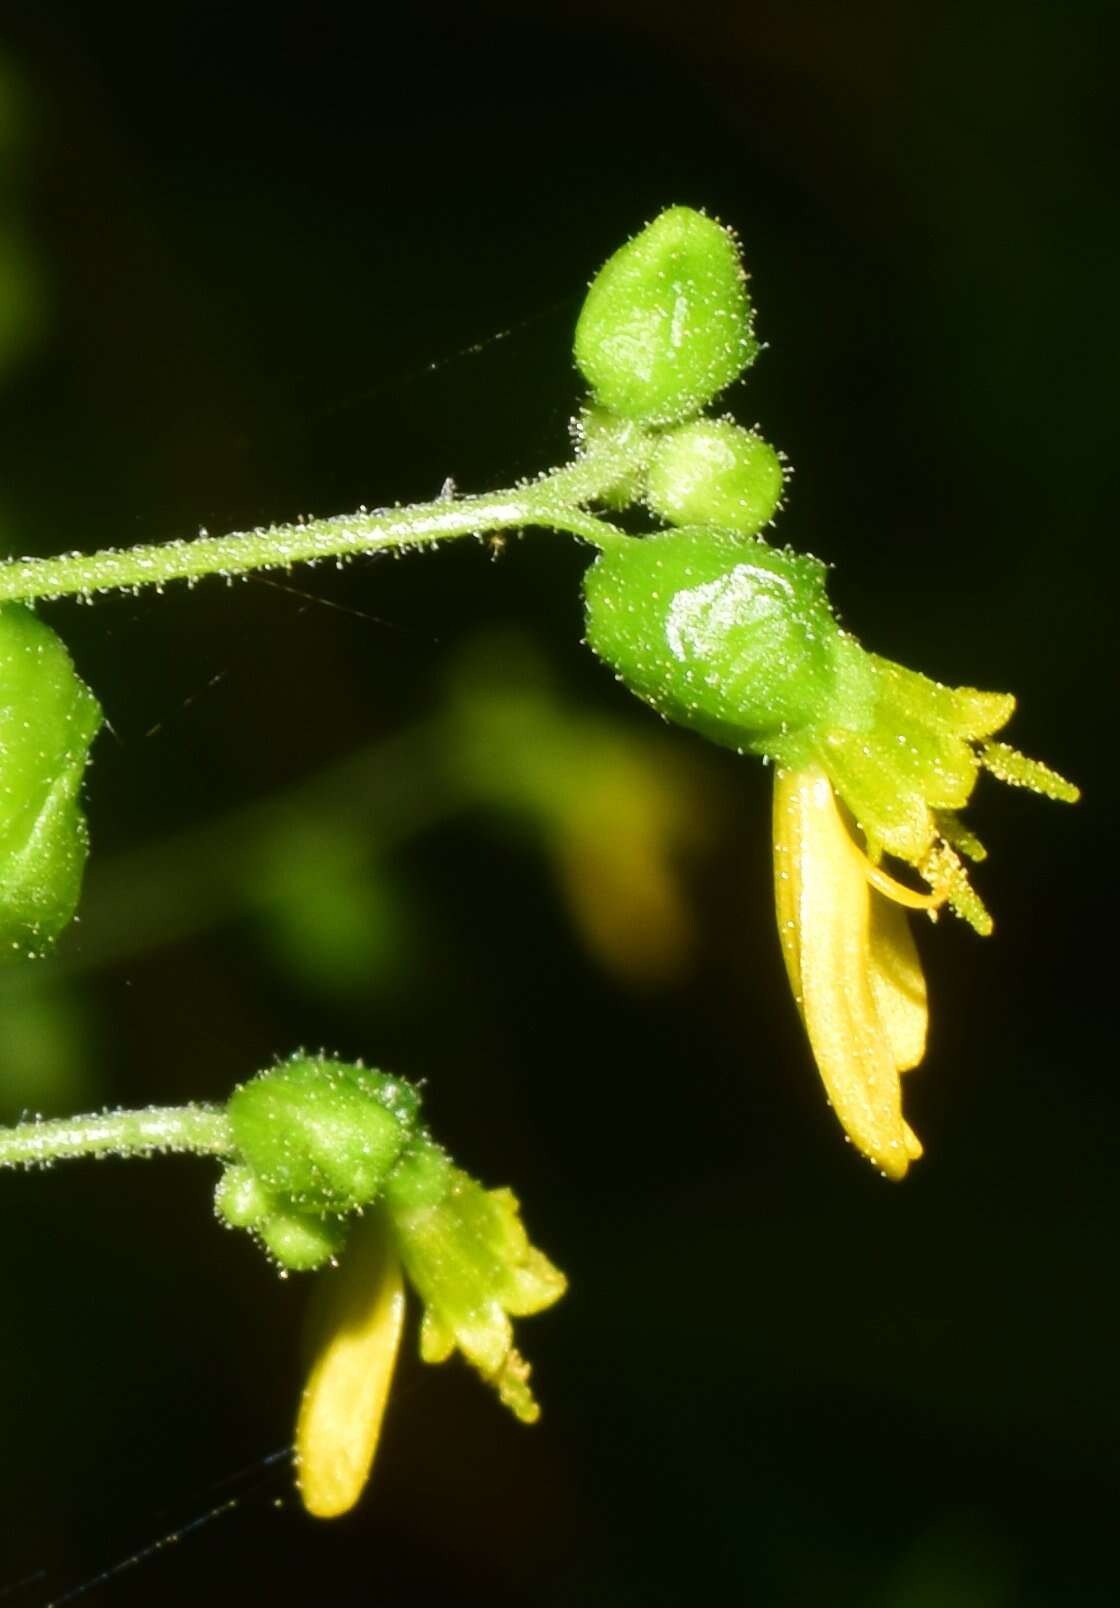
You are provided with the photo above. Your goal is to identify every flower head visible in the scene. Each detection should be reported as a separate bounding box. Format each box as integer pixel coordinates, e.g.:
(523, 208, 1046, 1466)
(583, 526, 1078, 1174)
(804, 642, 1079, 939)
(215, 1058, 566, 1516)
(771, 654, 1078, 1176)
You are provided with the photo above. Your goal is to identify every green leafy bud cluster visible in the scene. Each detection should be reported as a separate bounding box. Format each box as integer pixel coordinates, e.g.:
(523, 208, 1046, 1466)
(215, 1164, 349, 1269)
(571, 204, 1082, 892)
(215, 1053, 570, 1409)
(0, 605, 101, 960)
(574, 206, 923, 773)
(572, 208, 785, 542)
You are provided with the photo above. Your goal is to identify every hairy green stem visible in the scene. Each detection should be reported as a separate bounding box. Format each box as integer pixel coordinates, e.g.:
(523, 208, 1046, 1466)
(0, 451, 643, 604)
(0, 1104, 235, 1167)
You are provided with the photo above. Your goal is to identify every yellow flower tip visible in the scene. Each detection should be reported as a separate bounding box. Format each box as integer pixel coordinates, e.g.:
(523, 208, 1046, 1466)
(934, 810, 988, 864)
(980, 740, 1080, 804)
(395, 1176, 565, 1428)
(876, 1144, 911, 1183)
(491, 1346, 542, 1424)
(953, 687, 1017, 739)
(773, 767, 931, 1178)
(870, 1120, 925, 1182)
(296, 1217, 406, 1520)
(920, 841, 993, 935)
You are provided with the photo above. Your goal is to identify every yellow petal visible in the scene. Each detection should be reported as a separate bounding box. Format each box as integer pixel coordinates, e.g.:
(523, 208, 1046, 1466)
(946, 688, 1016, 739)
(867, 896, 928, 1073)
(772, 766, 806, 1009)
(296, 1215, 406, 1519)
(867, 656, 1015, 739)
(774, 768, 917, 1179)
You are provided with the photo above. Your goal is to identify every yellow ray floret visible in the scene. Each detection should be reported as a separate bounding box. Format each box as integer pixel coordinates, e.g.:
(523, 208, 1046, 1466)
(296, 1214, 406, 1518)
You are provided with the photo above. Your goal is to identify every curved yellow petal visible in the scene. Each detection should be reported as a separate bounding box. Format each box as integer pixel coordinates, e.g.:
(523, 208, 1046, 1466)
(772, 767, 807, 1009)
(773, 769, 919, 1179)
(867, 896, 928, 1073)
(296, 1214, 406, 1519)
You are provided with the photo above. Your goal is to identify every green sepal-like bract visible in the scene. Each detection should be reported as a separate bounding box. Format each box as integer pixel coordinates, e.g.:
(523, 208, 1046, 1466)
(226, 1055, 421, 1214)
(0, 604, 101, 959)
(384, 1135, 568, 1421)
(219, 1056, 423, 1269)
(574, 207, 758, 427)
(583, 527, 840, 754)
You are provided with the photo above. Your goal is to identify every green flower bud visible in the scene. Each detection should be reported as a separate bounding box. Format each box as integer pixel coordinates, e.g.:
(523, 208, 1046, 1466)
(259, 1208, 347, 1272)
(215, 1154, 355, 1270)
(583, 528, 841, 756)
(0, 604, 101, 959)
(646, 419, 784, 535)
(228, 1055, 421, 1213)
(214, 1163, 272, 1229)
(574, 207, 758, 426)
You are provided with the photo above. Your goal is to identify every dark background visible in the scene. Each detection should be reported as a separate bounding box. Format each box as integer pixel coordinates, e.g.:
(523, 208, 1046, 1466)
(0, 3, 1114, 1604)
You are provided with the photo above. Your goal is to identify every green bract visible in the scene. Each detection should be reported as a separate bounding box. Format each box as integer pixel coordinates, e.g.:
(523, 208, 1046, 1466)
(583, 527, 841, 754)
(646, 419, 784, 534)
(574, 207, 757, 426)
(227, 1055, 421, 1214)
(0, 604, 101, 959)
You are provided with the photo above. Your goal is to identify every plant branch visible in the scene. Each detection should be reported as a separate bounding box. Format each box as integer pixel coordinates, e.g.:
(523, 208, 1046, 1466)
(0, 1104, 235, 1167)
(0, 455, 641, 605)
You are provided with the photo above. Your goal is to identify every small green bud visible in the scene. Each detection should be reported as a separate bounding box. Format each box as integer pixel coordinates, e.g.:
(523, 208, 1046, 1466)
(646, 419, 784, 535)
(215, 1157, 351, 1270)
(228, 1056, 421, 1213)
(583, 528, 841, 756)
(214, 1163, 272, 1229)
(259, 1208, 347, 1272)
(0, 605, 101, 959)
(574, 207, 758, 426)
